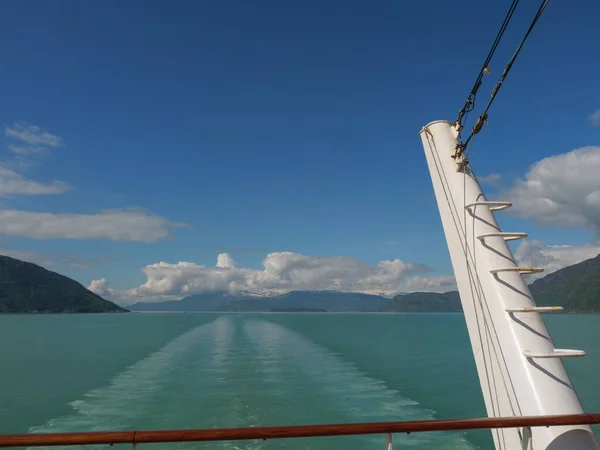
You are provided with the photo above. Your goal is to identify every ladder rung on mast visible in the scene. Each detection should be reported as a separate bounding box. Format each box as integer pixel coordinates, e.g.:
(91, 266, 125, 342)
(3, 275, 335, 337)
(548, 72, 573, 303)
(523, 349, 586, 359)
(490, 267, 544, 275)
(477, 232, 528, 242)
(506, 306, 564, 313)
(465, 201, 512, 212)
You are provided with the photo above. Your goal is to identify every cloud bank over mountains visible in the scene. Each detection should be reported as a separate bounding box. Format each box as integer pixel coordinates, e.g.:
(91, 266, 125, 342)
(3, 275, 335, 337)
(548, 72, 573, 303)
(88, 237, 600, 304)
(88, 252, 454, 303)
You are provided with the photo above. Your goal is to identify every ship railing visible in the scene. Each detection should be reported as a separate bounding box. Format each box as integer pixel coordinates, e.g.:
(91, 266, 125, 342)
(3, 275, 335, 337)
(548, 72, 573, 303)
(1, 413, 599, 448)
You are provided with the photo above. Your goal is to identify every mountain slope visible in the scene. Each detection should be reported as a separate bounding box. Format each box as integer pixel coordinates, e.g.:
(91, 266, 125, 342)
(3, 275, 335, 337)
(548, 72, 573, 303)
(378, 253, 600, 313)
(0, 255, 127, 313)
(377, 291, 462, 313)
(529, 253, 600, 312)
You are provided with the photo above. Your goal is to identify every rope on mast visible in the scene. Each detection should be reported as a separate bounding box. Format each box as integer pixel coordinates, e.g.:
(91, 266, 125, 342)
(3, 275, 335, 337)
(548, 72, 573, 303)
(462, 0, 551, 151)
(455, 0, 551, 162)
(455, 0, 521, 135)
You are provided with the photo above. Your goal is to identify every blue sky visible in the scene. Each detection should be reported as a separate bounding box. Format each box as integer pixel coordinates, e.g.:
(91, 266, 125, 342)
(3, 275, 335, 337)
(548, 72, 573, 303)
(0, 0, 599, 302)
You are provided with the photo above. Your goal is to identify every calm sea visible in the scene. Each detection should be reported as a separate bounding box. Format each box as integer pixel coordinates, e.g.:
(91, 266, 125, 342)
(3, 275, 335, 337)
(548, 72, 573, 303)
(1, 313, 599, 450)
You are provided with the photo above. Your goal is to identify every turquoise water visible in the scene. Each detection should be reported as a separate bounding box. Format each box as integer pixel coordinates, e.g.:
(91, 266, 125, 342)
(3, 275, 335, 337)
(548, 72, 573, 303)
(1, 313, 599, 450)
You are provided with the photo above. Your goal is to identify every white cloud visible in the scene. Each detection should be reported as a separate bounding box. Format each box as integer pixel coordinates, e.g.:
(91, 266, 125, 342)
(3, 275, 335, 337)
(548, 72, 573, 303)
(1, 121, 67, 189)
(478, 173, 503, 189)
(96, 238, 600, 304)
(88, 278, 110, 295)
(5, 122, 64, 148)
(402, 275, 457, 292)
(98, 252, 455, 304)
(7, 144, 48, 156)
(589, 110, 600, 127)
(0, 122, 184, 244)
(216, 253, 236, 269)
(0, 208, 185, 242)
(505, 146, 600, 233)
(0, 167, 68, 195)
(514, 239, 600, 278)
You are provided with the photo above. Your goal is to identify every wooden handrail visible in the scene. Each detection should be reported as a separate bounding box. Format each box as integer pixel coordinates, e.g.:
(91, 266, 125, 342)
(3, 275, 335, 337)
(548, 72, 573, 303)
(2, 413, 599, 448)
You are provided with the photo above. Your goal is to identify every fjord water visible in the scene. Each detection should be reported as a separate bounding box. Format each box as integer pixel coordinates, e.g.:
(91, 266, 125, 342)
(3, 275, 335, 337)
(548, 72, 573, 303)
(1, 314, 599, 450)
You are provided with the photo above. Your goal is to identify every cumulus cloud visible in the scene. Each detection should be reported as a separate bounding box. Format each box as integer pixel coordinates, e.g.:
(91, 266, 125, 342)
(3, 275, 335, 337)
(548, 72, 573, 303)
(97, 252, 454, 304)
(5, 122, 64, 148)
(0, 209, 185, 242)
(589, 110, 600, 127)
(96, 238, 600, 304)
(505, 146, 600, 233)
(208, 248, 266, 254)
(88, 278, 111, 295)
(216, 253, 236, 269)
(0, 167, 68, 195)
(514, 239, 600, 278)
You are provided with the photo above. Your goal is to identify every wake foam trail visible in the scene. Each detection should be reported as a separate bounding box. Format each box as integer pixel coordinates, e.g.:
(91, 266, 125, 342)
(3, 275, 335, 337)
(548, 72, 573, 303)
(28, 318, 230, 443)
(244, 319, 475, 450)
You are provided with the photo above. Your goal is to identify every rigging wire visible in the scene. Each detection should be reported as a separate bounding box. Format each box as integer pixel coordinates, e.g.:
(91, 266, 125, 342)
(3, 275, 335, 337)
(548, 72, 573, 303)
(459, 0, 551, 151)
(455, 0, 521, 136)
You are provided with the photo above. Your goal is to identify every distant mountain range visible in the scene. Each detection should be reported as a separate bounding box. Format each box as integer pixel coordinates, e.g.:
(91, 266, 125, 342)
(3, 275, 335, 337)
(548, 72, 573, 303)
(0, 256, 127, 313)
(129, 291, 391, 312)
(127, 290, 463, 313)
(2, 251, 599, 314)
(129, 253, 600, 313)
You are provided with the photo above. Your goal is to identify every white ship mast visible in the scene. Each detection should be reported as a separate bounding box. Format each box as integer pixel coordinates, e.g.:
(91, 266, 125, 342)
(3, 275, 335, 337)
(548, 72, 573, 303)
(419, 120, 599, 450)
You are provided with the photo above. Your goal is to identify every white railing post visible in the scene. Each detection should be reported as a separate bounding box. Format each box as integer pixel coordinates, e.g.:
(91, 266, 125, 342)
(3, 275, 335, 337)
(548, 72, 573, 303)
(386, 432, 392, 450)
(522, 427, 532, 450)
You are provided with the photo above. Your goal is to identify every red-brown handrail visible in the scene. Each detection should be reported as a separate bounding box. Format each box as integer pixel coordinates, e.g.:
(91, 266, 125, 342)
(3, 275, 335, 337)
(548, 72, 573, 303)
(1, 413, 599, 447)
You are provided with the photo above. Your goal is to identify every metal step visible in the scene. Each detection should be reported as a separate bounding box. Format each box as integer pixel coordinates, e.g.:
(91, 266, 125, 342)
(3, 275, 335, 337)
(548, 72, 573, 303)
(465, 201, 512, 212)
(490, 267, 545, 275)
(506, 306, 564, 313)
(523, 349, 585, 359)
(477, 232, 528, 242)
